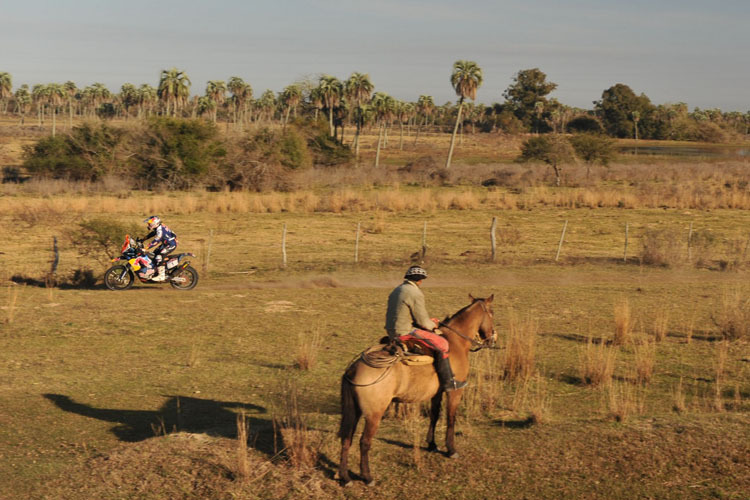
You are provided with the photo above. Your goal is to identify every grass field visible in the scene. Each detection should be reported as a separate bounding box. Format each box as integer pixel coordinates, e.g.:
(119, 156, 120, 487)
(1, 123, 749, 499)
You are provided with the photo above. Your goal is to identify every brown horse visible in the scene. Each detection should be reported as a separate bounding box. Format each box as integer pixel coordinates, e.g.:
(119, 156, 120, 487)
(338, 294, 496, 486)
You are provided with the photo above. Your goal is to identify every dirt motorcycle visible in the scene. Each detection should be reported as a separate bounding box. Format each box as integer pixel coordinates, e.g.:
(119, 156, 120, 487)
(103, 235, 199, 291)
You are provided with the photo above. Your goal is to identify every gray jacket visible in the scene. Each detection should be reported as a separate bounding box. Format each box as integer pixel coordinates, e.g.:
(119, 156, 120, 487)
(384, 280, 437, 338)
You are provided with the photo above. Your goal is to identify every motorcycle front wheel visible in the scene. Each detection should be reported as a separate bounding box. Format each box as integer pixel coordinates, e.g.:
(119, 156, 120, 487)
(104, 265, 135, 291)
(169, 265, 199, 291)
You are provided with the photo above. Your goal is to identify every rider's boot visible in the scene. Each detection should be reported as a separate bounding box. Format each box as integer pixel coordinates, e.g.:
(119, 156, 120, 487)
(151, 265, 167, 282)
(435, 355, 467, 391)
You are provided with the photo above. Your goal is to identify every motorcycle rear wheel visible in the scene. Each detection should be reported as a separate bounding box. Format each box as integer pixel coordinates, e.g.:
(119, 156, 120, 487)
(104, 265, 135, 291)
(169, 265, 198, 290)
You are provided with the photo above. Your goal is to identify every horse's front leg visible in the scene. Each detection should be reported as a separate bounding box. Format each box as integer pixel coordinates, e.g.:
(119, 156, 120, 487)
(444, 390, 464, 458)
(426, 391, 442, 452)
(360, 411, 384, 486)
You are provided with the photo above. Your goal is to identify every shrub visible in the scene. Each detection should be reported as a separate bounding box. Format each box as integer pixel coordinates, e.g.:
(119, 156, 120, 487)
(22, 123, 126, 181)
(518, 135, 575, 187)
(568, 133, 615, 166)
(68, 217, 142, 264)
(135, 117, 226, 190)
(567, 115, 604, 133)
(640, 227, 684, 267)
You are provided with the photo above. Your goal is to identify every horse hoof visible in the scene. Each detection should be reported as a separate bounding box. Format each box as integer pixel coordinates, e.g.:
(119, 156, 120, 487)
(364, 479, 376, 487)
(448, 452, 459, 459)
(427, 443, 438, 453)
(341, 480, 352, 488)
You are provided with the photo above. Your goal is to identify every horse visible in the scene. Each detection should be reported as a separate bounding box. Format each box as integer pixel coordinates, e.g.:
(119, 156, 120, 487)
(338, 294, 496, 486)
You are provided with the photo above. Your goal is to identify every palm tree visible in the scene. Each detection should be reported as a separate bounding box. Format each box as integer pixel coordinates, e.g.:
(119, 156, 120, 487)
(205, 81, 226, 123)
(120, 83, 138, 119)
(85, 83, 111, 118)
(446, 60, 483, 169)
(396, 101, 413, 150)
(309, 87, 323, 121)
(228, 77, 252, 127)
(371, 92, 395, 167)
(46, 83, 65, 136)
(279, 84, 302, 128)
(32, 84, 47, 128)
(63, 81, 77, 127)
(138, 84, 158, 118)
(14, 85, 31, 124)
(318, 75, 343, 137)
(158, 68, 191, 117)
(414, 95, 434, 145)
(344, 72, 374, 157)
(632, 110, 641, 141)
(257, 90, 276, 123)
(0, 72, 12, 114)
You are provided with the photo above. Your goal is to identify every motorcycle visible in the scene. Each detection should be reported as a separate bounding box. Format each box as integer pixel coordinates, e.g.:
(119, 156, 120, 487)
(103, 235, 199, 291)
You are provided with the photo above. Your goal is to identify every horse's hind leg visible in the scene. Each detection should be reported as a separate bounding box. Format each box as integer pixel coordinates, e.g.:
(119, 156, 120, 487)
(444, 392, 463, 458)
(359, 411, 384, 486)
(339, 408, 361, 486)
(426, 391, 442, 452)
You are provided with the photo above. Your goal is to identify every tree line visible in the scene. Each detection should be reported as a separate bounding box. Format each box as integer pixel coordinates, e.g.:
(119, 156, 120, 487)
(1, 64, 747, 147)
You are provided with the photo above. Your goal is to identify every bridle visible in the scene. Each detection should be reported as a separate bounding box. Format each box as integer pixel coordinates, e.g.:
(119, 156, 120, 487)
(438, 299, 498, 352)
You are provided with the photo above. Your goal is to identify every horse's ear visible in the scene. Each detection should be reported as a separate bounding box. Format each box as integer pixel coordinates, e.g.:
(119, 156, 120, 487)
(486, 294, 494, 304)
(468, 293, 476, 302)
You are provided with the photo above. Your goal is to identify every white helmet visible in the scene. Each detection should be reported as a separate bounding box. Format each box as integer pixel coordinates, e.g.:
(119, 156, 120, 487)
(144, 215, 161, 230)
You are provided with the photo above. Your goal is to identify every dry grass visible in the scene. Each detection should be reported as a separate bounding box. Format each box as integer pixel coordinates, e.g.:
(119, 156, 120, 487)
(632, 335, 656, 386)
(613, 298, 633, 346)
(295, 328, 322, 371)
(273, 380, 324, 470)
(235, 411, 250, 481)
(580, 337, 617, 387)
(3, 284, 19, 324)
(712, 287, 750, 341)
(528, 372, 552, 424)
(672, 377, 687, 413)
(713, 341, 729, 412)
(502, 311, 537, 382)
(651, 305, 670, 342)
(605, 380, 645, 422)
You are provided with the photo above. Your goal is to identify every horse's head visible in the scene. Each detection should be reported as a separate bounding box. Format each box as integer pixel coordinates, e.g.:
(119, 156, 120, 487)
(469, 293, 496, 346)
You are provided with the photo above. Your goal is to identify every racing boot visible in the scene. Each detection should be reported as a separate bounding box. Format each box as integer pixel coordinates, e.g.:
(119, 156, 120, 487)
(435, 355, 467, 391)
(152, 265, 167, 282)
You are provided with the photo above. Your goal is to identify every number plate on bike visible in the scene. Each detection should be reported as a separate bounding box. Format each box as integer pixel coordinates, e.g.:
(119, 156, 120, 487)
(167, 259, 178, 269)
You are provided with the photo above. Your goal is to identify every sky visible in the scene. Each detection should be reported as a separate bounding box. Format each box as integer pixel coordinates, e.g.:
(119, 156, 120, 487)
(1, 0, 748, 111)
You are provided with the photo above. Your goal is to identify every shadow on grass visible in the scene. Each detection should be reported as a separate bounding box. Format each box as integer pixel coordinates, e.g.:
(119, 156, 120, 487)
(11, 273, 105, 290)
(543, 332, 611, 345)
(493, 416, 535, 429)
(43, 393, 276, 456)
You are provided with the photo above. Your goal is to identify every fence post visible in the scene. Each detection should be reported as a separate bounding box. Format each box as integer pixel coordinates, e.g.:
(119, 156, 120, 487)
(421, 221, 428, 263)
(490, 217, 497, 262)
(354, 221, 361, 264)
(282, 223, 287, 269)
(47, 236, 59, 287)
(555, 220, 568, 262)
(623, 222, 629, 262)
(204, 229, 213, 275)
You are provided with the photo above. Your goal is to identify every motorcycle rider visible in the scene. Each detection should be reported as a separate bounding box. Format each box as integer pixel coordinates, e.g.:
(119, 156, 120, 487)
(142, 215, 178, 282)
(385, 265, 467, 391)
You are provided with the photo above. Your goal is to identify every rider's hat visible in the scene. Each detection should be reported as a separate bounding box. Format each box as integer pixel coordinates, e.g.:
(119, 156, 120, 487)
(404, 265, 428, 281)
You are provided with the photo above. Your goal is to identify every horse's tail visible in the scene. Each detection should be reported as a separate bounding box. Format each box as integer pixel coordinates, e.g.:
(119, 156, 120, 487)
(338, 370, 360, 440)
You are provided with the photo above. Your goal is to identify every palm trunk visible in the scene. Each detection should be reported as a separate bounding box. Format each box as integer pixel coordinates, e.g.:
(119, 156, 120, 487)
(328, 107, 334, 137)
(414, 116, 424, 145)
(445, 98, 464, 169)
(52, 107, 57, 137)
(399, 122, 404, 150)
(355, 117, 362, 159)
(375, 121, 384, 167)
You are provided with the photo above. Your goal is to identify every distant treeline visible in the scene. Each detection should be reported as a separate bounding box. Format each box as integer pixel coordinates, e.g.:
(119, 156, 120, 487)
(0, 67, 748, 143)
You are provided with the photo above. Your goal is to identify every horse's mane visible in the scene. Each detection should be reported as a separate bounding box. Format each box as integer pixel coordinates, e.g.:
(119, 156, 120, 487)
(442, 299, 482, 325)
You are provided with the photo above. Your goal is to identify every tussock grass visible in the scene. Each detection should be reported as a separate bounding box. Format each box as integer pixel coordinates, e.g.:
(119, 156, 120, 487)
(631, 333, 656, 386)
(605, 380, 645, 422)
(712, 288, 750, 341)
(651, 305, 670, 342)
(502, 311, 537, 382)
(273, 380, 323, 470)
(672, 377, 687, 413)
(235, 411, 250, 481)
(294, 328, 322, 371)
(4, 285, 19, 324)
(613, 298, 632, 346)
(580, 337, 617, 387)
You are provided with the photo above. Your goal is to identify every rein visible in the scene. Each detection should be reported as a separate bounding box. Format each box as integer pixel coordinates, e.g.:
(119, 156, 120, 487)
(439, 301, 500, 352)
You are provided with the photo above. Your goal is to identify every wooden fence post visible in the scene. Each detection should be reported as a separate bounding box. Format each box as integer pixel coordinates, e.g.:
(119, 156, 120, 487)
(47, 236, 59, 287)
(490, 217, 497, 262)
(282, 223, 287, 269)
(555, 220, 568, 262)
(354, 221, 361, 264)
(421, 221, 427, 263)
(623, 222, 629, 262)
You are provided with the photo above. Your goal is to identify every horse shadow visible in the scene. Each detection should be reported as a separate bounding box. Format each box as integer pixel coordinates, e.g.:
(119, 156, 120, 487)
(43, 393, 275, 456)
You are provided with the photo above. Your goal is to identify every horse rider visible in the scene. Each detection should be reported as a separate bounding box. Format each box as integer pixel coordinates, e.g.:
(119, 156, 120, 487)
(385, 265, 467, 391)
(142, 215, 178, 282)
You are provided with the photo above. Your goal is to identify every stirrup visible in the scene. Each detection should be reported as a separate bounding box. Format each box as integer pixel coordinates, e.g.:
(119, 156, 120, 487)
(444, 379, 467, 391)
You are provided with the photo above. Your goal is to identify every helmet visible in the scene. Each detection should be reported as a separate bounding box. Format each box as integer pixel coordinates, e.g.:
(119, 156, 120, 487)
(404, 265, 428, 281)
(144, 215, 161, 230)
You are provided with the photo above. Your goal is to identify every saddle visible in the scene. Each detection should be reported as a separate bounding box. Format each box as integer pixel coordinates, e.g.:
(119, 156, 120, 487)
(377, 336, 434, 366)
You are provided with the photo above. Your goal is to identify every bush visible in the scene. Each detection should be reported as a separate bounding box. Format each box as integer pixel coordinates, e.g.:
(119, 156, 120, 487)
(135, 117, 226, 190)
(69, 217, 142, 264)
(518, 135, 575, 186)
(567, 115, 604, 133)
(22, 122, 126, 181)
(640, 228, 684, 267)
(568, 133, 615, 166)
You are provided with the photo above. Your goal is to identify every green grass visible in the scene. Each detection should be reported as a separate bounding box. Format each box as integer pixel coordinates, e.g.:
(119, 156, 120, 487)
(1, 203, 749, 499)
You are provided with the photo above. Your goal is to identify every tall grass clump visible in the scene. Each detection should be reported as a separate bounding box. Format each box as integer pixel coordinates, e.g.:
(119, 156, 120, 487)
(631, 335, 656, 385)
(605, 380, 645, 422)
(235, 411, 250, 481)
(613, 298, 633, 345)
(294, 328, 322, 370)
(501, 312, 537, 382)
(712, 341, 729, 412)
(640, 227, 684, 267)
(579, 337, 617, 387)
(4, 285, 19, 324)
(651, 305, 670, 342)
(273, 380, 323, 470)
(712, 288, 750, 341)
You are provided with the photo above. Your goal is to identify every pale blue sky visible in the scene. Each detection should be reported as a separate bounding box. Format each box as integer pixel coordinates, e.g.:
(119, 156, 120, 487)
(2, 0, 748, 111)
